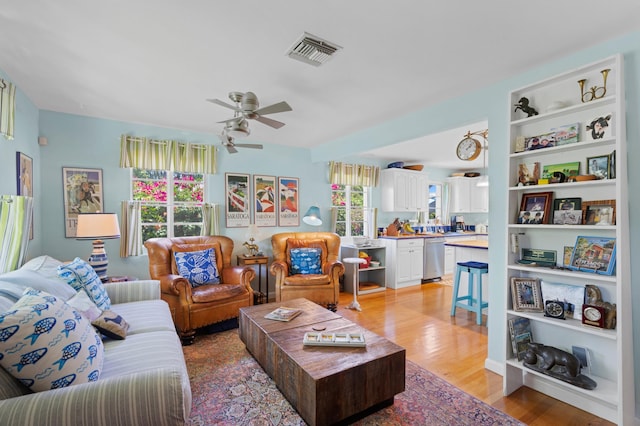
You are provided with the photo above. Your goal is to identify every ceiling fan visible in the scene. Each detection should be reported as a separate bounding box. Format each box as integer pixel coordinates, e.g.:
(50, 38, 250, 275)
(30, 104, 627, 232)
(219, 132, 263, 154)
(207, 91, 292, 138)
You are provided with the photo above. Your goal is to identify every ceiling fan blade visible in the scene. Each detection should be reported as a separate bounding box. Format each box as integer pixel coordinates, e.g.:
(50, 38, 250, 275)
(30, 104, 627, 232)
(254, 101, 292, 116)
(254, 115, 285, 129)
(217, 117, 243, 124)
(207, 98, 240, 111)
(233, 143, 263, 150)
(226, 144, 238, 154)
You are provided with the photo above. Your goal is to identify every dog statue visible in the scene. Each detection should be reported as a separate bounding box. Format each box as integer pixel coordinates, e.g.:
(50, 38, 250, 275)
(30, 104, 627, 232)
(514, 97, 539, 117)
(524, 342, 581, 377)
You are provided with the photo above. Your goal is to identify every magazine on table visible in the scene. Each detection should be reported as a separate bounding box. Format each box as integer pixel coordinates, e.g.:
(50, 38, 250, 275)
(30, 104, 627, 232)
(264, 306, 302, 322)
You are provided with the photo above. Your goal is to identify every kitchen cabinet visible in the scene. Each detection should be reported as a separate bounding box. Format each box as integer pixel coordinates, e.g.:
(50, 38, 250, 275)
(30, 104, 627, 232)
(503, 54, 632, 424)
(447, 176, 488, 213)
(341, 245, 386, 295)
(381, 168, 428, 212)
(381, 238, 423, 288)
(443, 234, 478, 274)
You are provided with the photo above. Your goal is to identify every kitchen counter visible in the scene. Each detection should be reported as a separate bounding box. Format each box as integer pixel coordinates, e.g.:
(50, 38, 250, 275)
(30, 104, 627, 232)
(444, 239, 488, 249)
(380, 232, 485, 240)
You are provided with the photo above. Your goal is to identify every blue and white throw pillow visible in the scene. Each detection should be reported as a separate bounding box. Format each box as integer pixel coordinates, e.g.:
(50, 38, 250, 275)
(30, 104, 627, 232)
(57, 258, 111, 310)
(174, 248, 220, 287)
(289, 248, 322, 275)
(0, 288, 104, 392)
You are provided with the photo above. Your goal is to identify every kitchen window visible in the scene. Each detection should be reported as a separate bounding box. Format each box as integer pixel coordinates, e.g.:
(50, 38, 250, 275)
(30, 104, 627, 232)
(131, 168, 205, 241)
(330, 184, 371, 237)
(429, 183, 443, 223)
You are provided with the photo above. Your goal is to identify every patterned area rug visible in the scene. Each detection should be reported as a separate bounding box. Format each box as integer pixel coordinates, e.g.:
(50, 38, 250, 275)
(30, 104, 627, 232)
(184, 329, 523, 426)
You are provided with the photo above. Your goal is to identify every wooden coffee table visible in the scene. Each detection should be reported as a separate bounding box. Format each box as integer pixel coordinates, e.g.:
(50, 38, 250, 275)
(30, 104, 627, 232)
(239, 298, 406, 426)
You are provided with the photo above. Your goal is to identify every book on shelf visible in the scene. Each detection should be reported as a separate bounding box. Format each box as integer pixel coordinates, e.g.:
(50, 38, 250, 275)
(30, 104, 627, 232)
(264, 306, 302, 322)
(508, 317, 533, 361)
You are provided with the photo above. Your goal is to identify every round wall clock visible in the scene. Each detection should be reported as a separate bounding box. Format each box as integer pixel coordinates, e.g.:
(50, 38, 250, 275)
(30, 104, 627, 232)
(456, 136, 482, 161)
(544, 300, 566, 320)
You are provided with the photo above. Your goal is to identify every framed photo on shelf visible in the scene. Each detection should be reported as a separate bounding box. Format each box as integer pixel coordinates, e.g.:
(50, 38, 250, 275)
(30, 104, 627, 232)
(541, 162, 580, 181)
(553, 209, 582, 225)
(553, 197, 581, 212)
(510, 277, 543, 312)
(563, 246, 574, 267)
(568, 235, 616, 275)
(582, 200, 616, 225)
(540, 281, 586, 320)
(225, 173, 251, 228)
(278, 176, 299, 227)
(62, 167, 104, 238)
(585, 113, 612, 140)
(253, 174, 277, 227)
(587, 155, 609, 179)
(609, 150, 616, 179)
(552, 123, 579, 146)
(518, 192, 552, 224)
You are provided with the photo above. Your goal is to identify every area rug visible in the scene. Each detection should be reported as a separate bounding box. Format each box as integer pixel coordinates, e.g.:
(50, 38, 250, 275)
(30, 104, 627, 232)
(183, 329, 524, 426)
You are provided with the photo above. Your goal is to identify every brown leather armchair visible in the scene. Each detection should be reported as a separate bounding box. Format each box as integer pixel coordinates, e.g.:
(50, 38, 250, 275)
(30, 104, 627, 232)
(144, 235, 255, 344)
(270, 232, 344, 311)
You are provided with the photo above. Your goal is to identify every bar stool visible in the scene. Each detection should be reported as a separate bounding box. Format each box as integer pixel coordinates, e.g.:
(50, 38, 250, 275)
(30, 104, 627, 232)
(342, 257, 367, 311)
(451, 261, 489, 325)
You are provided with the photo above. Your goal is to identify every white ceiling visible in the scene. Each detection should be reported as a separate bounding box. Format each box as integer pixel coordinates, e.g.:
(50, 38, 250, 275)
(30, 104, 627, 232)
(1, 1, 639, 168)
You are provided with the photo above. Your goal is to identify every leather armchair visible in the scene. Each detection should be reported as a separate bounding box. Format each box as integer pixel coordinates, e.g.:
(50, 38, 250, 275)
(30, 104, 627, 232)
(144, 236, 255, 344)
(270, 232, 344, 311)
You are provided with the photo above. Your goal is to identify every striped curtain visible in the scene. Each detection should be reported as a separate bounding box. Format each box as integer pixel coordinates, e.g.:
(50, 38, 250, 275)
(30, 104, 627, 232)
(328, 161, 380, 187)
(120, 135, 216, 174)
(201, 203, 220, 236)
(0, 196, 33, 273)
(0, 79, 16, 140)
(119, 201, 144, 257)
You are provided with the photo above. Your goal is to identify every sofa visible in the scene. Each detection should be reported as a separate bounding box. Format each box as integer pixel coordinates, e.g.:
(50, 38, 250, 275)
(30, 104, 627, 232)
(0, 256, 192, 426)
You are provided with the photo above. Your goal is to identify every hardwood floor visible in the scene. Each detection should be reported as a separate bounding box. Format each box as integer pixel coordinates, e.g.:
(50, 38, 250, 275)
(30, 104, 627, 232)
(336, 280, 613, 426)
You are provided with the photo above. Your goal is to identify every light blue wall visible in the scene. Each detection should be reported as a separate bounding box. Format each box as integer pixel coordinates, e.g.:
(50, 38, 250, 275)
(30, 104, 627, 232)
(1, 29, 639, 415)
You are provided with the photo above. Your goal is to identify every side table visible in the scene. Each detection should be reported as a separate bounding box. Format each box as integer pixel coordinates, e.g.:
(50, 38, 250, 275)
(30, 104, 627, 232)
(237, 255, 269, 304)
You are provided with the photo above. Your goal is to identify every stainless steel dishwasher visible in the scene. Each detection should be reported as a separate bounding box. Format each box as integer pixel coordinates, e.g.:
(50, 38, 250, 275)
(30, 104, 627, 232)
(423, 237, 445, 281)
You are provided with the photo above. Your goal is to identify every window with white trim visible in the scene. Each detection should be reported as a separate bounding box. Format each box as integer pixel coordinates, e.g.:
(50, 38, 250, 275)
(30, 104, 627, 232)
(131, 168, 205, 241)
(330, 184, 371, 236)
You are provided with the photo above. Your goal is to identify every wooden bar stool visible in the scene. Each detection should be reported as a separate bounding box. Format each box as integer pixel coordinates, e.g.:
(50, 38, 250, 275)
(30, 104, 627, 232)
(342, 257, 367, 311)
(451, 261, 489, 325)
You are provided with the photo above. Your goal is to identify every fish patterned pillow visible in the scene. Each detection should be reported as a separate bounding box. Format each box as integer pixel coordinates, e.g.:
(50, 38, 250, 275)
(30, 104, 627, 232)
(57, 257, 111, 310)
(0, 288, 104, 392)
(289, 248, 322, 275)
(173, 248, 220, 287)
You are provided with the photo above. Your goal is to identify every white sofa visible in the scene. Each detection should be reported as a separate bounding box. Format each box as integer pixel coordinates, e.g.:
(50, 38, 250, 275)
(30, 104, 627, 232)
(0, 256, 192, 426)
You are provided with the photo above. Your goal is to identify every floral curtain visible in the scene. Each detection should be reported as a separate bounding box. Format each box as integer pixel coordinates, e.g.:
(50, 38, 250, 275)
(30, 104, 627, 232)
(0, 195, 33, 273)
(328, 161, 380, 187)
(0, 78, 16, 140)
(119, 135, 216, 174)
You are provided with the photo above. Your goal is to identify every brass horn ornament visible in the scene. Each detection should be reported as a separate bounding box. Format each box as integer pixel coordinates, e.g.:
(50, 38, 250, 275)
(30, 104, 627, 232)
(578, 69, 610, 103)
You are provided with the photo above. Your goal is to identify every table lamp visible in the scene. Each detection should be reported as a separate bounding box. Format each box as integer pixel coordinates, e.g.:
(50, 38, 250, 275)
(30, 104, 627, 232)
(76, 213, 121, 281)
(302, 206, 322, 226)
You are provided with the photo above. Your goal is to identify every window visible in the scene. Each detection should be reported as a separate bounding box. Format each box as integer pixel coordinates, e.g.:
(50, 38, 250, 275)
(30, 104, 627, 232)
(330, 184, 370, 236)
(429, 183, 443, 223)
(131, 169, 205, 241)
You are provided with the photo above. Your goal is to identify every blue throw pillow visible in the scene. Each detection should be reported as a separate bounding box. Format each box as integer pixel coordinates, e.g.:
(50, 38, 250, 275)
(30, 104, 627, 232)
(57, 258, 111, 310)
(289, 248, 322, 275)
(174, 248, 220, 287)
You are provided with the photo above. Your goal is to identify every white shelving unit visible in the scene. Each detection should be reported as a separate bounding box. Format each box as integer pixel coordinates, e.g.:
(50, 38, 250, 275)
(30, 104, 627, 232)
(503, 54, 634, 424)
(341, 245, 386, 295)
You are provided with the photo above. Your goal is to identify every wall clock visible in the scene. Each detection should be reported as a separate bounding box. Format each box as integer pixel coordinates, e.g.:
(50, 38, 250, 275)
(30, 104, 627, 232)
(456, 129, 488, 161)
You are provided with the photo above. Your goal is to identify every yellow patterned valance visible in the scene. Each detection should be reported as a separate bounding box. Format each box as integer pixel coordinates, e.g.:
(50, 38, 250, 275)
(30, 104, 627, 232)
(328, 161, 380, 187)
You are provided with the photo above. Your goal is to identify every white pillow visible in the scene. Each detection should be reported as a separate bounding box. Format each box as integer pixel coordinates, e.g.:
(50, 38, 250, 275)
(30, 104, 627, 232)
(0, 269, 76, 301)
(0, 288, 104, 392)
(20, 255, 64, 280)
(66, 290, 103, 321)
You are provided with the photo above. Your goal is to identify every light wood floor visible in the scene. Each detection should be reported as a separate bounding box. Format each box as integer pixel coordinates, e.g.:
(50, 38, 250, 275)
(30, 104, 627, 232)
(336, 279, 613, 426)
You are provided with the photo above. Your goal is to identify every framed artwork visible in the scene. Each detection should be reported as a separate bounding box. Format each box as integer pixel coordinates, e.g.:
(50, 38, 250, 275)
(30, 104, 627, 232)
(563, 246, 574, 267)
(518, 192, 552, 224)
(582, 200, 616, 225)
(16, 152, 33, 197)
(586, 113, 612, 140)
(552, 123, 579, 146)
(542, 162, 580, 180)
(568, 235, 616, 275)
(587, 155, 609, 179)
(540, 281, 586, 320)
(253, 174, 277, 227)
(62, 167, 104, 238)
(225, 173, 251, 228)
(278, 176, 299, 227)
(553, 197, 581, 212)
(510, 277, 543, 312)
(553, 210, 582, 225)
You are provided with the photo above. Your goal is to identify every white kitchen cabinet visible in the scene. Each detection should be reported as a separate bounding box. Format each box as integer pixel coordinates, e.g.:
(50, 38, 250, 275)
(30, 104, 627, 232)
(443, 234, 478, 274)
(447, 176, 488, 213)
(381, 238, 423, 288)
(381, 168, 428, 212)
(503, 54, 632, 424)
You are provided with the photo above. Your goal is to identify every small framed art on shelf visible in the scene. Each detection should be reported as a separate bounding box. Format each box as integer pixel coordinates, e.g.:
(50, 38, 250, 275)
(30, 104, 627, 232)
(582, 200, 616, 225)
(510, 277, 543, 312)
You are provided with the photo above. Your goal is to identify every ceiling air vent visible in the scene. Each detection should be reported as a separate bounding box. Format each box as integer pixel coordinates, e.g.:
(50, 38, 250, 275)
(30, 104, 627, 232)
(285, 32, 342, 67)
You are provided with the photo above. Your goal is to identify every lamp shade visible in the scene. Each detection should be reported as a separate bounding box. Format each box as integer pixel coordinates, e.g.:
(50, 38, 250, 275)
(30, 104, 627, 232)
(302, 206, 322, 226)
(76, 213, 121, 239)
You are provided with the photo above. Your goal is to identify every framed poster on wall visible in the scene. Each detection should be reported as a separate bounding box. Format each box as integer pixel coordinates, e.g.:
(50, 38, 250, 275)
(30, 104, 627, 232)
(253, 174, 277, 227)
(225, 173, 251, 228)
(62, 167, 104, 237)
(16, 152, 34, 239)
(278, 176, 299, 227)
